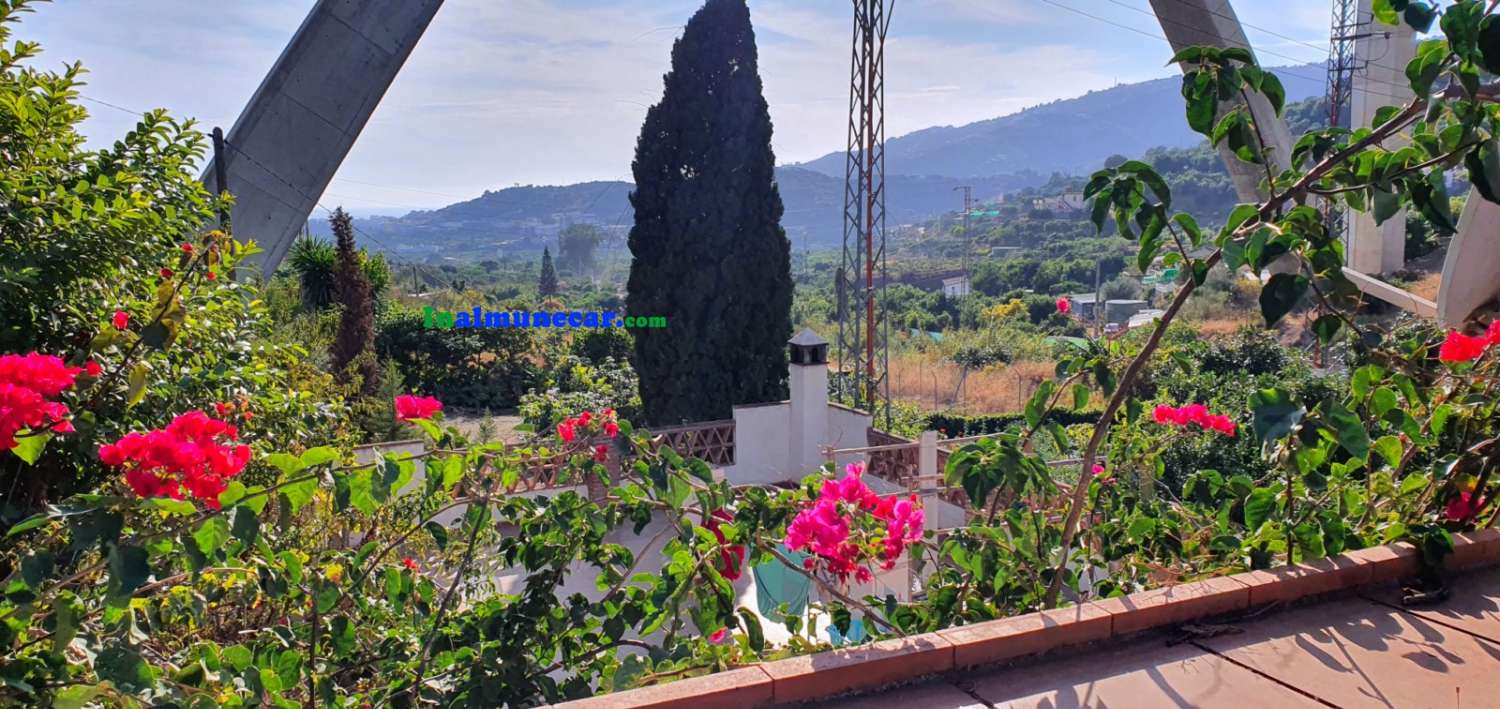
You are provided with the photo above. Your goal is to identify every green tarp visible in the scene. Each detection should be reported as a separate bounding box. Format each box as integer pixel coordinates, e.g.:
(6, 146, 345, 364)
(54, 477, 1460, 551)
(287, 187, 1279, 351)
(753, 547, 812, 621)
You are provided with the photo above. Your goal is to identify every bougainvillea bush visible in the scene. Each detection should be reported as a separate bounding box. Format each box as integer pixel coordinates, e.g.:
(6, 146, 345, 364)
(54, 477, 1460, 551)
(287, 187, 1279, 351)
(4, 0, 1500, 705)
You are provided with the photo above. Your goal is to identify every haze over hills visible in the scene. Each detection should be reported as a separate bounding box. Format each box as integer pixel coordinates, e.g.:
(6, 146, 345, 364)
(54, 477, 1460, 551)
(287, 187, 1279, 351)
(319, 65, 1322, 256)
(794, 65, 1323, 178)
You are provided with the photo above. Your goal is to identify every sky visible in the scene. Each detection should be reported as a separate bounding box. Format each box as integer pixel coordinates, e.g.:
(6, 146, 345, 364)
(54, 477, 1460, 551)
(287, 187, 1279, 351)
(20, 0, 1333, 214)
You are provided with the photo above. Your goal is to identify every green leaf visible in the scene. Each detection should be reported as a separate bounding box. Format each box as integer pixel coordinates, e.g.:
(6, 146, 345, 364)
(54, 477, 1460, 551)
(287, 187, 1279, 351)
(1480, 16, 1500, 75)
(1372, 0, 1400, 25)
(1406, 39, 1450, 95)
(230, 505, 260, 545)
(192, 517, 231, 556)
(1312, 315, 1342, 344)
(10, 431, 50, 465)
(1464, 139, 1500, 204)
(222, 645, 253, 672)
(1249, 388, 1305, 445)
(1372, 435, 1403, 469)
(96, 644, 153, 690)
(106, 544, 150, 601)
(266, 453, 306, 477)
(51, 591, 83, 653)
(6, 512, 51, 538)
(126, 362, 148, 407)
(1258, 72, 1286, 116)
(1244, 488, 1277, 531)
(1326, 403, 1371, 460)
(737, 607, 765, 653)
(299, 447, 339, 468)
(1072, 383, 1090, 410)
(280, 474, 317, 515)
(148, 497, 198, 516)
(52, 685, 104, 709)
(1259, 273, 1309, 327)
(1372, 188, 1401, 225)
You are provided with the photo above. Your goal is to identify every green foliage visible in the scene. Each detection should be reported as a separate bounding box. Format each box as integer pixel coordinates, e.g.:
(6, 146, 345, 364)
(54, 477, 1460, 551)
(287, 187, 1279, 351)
(374, 308, 539, 411)
(519, 353, 642, 430)
(557, 223, 605, 273)
(626, 0, 792, 425)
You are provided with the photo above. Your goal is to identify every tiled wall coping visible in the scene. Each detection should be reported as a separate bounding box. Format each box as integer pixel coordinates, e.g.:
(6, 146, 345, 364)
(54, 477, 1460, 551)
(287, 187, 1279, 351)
(554, 528, 1500, 708)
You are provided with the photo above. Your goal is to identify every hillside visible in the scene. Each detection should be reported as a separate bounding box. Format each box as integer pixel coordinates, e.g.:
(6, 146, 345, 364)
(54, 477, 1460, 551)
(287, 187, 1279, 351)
(320, 65, 1323, 257)
(795, 65, 1322, 179)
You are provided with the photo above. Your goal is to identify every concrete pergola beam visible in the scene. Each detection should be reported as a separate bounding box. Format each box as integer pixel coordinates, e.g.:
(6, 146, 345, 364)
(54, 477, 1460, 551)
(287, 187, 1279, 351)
(1147, 0, 1294, 203)
(202, 0, 444, 275)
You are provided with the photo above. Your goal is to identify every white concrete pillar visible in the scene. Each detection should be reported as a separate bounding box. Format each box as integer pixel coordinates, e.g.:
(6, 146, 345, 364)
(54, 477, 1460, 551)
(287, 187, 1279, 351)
(1347, 0, 1417, 275)
(204, 0, 445, 275)
(1148, 0, 1294, 202)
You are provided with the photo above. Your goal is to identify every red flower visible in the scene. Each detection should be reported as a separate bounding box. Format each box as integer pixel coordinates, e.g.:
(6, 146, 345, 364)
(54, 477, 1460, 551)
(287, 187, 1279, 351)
(1439, 331, 1488, 363)
(100, 410, 251, 508)
(1091, 464, 1105, 477)
(557, 421, 576, 443)
(1488, 320, 1500, 346)
(578, 410, 592, 426)
(180, 243, 194, 254)
(206, 271, 217, 281)
(84, 360, 102, 378)
(1056, 297, 1072, 315)
(603, 421, 620, 438)
(159, 268, 174, 279)
(394, 394, 442, 422)
(709, 628, 729, 644)
(705, 509, 747, 581)
(1445, 491, 1484, 523)
(112, 311, 129, 331)
(402, 557, 419, 572)
(214, 402, 230, 418)
(603, 408, 615, 418)
(593, 444, 609, 463)
(0, 353, 83, 450)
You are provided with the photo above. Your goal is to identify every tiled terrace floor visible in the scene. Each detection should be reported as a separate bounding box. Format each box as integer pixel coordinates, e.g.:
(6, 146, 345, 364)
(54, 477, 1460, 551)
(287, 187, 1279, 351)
(822, 567, 1500, 708)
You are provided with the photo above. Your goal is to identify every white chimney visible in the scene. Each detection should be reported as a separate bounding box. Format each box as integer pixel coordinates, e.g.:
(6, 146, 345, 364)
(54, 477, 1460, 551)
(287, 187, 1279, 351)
(787, 329, 830, 473)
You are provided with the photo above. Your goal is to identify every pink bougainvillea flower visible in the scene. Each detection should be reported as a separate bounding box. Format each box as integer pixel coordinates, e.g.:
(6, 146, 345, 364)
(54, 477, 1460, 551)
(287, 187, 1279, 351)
(1091, 464, 1105, 477)
(1445, 491, 1484, 523)
(214, 402, 230, 418)
(557, 420, 577, 442)
(206, 271, 217, 281)
(577, 410, 592, 426)
(112, 311, 129, 331)
(100, 410, 252, 509)
(1152, 403, 1235, 437)
(159, 268, 174, 279)
(1056, 297, 1071, 315)
(402, 557, 419, 572)
(1487, 320, 1500, 346)
(394, 394, 443, 422)
(84, 360, 102, 378)
(785, 463, 924, 582)
(593, 444, 609, 463)
(1439, 330, 1489, 363)
(180, 243, 194, 254)
(709, 628, 729, 644)
(603, 421, 620, 438)
(0, 353, 83, 450)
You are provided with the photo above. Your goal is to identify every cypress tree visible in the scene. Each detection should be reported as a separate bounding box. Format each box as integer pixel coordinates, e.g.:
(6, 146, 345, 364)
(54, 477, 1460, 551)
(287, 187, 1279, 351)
(538, 247, 559, 297)
(626, 0, 793, 425)
(329, 208, 379, 395)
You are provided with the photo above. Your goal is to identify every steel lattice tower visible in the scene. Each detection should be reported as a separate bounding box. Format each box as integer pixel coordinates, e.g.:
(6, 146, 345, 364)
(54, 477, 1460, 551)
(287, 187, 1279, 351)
(837, 0, 892, 426)
(1325, 0, 1362, 240)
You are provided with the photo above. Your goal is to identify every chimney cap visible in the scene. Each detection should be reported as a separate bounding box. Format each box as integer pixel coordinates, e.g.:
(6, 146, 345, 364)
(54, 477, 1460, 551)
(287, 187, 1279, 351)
(789, 329, 829, 366)
(790, 328, 828, 347)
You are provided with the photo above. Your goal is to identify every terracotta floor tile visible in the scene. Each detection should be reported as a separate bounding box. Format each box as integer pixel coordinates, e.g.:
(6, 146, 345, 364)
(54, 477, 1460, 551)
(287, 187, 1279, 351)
(1362, 566, 1500, 644)
(1200, 596, 1500, 708)
(813, 680, 984, 709)
(962, 639, 1321, 708)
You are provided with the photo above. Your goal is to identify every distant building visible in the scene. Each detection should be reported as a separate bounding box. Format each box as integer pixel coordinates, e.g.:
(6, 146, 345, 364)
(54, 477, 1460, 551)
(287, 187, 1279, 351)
(1069, 293, 1100, 319)
(1029, 192, 1087, 215)
(1128, 309, 1167, 330)
(1106, 299, 1149, 324)
(941, 276, 971, 298)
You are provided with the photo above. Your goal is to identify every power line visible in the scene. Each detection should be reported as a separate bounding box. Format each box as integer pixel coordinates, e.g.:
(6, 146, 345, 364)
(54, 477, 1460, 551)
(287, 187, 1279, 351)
(1099, 0, 1412, 92)
(1032, 0, 1412, 97)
